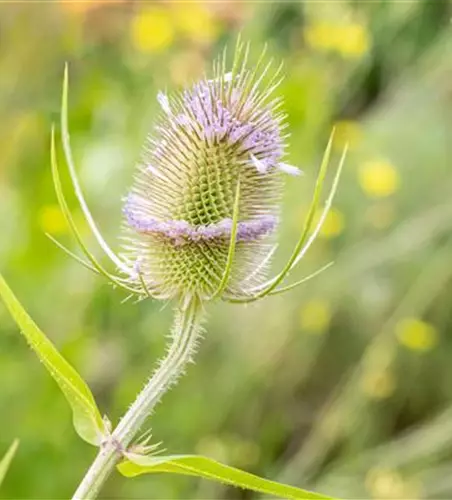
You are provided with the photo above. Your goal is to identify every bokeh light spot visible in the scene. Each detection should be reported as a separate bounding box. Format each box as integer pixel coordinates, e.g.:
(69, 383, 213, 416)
(362, 370, 396, 400)
(38, 204, 67, 235)
(305, 22, 370, 59)
(333, 120, 363, 151)
(365, 468, 418, 500)
(315, 207, 345, 239)
(131, 8, 175, 53)
(300, 299, 332, 334)
(396, 318, 438, 352)
(359, 159, 400, 198)
(173, 3, 219, 44)
(338, 23, 370, 58)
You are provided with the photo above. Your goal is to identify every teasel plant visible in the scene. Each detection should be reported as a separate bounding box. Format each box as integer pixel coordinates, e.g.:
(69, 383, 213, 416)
(0, 40, 347, 500)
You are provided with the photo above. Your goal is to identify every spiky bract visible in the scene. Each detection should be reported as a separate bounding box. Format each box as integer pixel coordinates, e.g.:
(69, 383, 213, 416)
(122, 44, 299, 301)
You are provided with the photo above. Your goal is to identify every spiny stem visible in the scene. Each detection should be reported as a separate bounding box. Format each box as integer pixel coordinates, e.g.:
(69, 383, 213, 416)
(72, 296, 204, 500)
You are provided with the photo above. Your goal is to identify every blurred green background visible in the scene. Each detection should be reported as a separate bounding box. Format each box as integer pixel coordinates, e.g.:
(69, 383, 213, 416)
(1, 1, 452, 498)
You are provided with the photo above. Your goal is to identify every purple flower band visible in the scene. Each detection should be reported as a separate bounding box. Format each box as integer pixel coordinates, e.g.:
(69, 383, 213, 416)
(124, 202, 277, 246)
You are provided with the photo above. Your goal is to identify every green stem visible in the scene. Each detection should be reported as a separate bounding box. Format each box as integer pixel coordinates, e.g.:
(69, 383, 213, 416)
(72, 296, 203, 499)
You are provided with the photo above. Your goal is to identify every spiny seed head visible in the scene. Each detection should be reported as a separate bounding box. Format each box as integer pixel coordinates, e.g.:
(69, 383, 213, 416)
(121, 45, 300, 301)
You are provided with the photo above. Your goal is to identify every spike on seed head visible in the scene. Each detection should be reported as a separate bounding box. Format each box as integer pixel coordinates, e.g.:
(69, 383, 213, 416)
(121, 45, 301, 301)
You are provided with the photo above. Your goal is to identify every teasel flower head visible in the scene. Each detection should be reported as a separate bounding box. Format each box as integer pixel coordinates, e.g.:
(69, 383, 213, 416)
(122, 43, 296, 302)
(49, 41, 346, 307)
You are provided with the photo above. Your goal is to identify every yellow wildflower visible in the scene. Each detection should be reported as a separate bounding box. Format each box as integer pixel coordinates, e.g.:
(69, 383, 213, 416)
(359, 159, 400, 198)
(361, 370, 396, 400)
(365, 468, 419, 500)
(396, 318, 438, 352)
(300, 299, 331, 334)
(172, 3, 219, 44)
(333, 120, 363, 151)
(304, 22, 332, 51)
(305, 21, 370, 59)
(337, 23, 370, 58)
(38, 204, 67, 235)
(315, 207, 345, 239)
(131, 7, 174, 53)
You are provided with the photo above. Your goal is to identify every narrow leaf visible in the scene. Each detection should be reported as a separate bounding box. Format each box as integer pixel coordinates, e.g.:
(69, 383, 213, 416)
(0, 440, 19, 488)
(0, 273, 105, 445)
(118, 454, 334, 500)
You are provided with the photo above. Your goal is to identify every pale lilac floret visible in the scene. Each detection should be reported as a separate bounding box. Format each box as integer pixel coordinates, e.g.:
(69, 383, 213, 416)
(176, 79, 289, 174)
(147, 163, 167, 181)
(124, 198, 277, 245)
(157, 91, 172, 115)
(250, 154, 268, 174)
(278, 163, 302, 176)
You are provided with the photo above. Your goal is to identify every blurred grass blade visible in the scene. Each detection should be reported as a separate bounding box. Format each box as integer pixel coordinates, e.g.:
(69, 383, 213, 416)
(118, 454, 334, 500)
(0, 273, 105, 446)
(0, 440, 19, 488)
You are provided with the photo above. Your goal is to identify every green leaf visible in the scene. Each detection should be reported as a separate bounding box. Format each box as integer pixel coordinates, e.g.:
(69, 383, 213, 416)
(0, 273, 106, 445)
(117, 454, 334, 500)
(0, 440, 19, 488)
